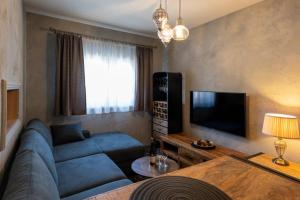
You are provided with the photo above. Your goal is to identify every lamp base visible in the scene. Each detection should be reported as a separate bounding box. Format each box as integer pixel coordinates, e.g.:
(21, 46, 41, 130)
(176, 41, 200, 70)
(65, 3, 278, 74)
(273, 138, 289, 166)
(272, 157, 289, 166)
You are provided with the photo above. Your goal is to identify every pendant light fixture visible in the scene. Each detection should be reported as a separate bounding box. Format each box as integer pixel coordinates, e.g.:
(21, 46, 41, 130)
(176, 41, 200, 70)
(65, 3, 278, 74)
(173, 0, 189, 41)
(157, 0, 173, 47)
(152, 0, 168, 30)
(158, 24, 173, 47)
(153, 0, 189, 46)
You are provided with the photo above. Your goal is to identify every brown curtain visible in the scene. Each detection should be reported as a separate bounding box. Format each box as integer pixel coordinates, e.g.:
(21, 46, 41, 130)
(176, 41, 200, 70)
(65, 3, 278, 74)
(55, 33, 87, 116)
(135, 47, 153, 112)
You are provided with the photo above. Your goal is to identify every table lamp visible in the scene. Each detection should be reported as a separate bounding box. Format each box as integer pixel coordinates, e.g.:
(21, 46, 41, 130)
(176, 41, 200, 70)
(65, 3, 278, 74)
(262, 113, 300, 166)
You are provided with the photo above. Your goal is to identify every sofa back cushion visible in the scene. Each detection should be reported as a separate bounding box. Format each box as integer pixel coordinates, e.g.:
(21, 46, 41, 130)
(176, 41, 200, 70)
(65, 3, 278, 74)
(26, 119, 53, 148)
(18, 129, 58, 184)
(51, 122, 85, 145)
(2, 150, 60, 200)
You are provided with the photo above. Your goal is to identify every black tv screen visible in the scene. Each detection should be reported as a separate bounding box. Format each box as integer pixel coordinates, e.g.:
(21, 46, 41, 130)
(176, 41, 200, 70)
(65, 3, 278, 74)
(190, 91, 246, 137)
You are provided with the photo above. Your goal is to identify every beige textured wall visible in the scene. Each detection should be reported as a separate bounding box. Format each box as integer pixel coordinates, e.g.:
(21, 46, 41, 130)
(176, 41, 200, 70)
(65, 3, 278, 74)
(0, 0, 24, 183)
(169, 0, 300, 162)
(26, 13, 163, 144)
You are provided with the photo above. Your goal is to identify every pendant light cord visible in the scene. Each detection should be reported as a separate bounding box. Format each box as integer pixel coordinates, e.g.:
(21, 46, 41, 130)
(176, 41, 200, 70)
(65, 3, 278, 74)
(165, 0, 168, 11)
(179, 0, 182, 18)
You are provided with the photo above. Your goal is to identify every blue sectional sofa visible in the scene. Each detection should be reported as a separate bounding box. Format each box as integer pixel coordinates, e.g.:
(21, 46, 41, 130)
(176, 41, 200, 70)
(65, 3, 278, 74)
(2, 119, 145, 200)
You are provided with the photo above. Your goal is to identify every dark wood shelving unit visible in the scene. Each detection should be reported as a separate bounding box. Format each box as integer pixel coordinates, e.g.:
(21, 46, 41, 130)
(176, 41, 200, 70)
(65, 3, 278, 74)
(152, 72, 182, 135)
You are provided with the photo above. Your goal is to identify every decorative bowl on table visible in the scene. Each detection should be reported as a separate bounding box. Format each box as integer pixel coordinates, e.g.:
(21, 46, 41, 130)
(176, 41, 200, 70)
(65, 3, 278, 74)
(191, 139, 216, 150)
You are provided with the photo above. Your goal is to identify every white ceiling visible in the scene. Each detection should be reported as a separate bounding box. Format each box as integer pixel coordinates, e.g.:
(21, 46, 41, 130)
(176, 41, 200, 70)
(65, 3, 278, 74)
(24, 0, 264, 37)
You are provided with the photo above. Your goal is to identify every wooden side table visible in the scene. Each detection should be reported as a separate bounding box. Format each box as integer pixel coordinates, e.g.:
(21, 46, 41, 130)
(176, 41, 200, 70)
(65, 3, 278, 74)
(248, 153, 300, 180)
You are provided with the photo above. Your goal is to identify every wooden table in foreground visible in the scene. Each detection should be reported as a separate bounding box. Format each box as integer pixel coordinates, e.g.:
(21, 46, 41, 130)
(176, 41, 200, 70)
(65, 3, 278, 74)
(88, 156, 300, 200)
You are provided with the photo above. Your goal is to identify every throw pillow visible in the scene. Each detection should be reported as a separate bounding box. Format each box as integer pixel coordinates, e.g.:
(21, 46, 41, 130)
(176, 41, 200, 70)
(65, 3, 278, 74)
(51, 122, 85, 146)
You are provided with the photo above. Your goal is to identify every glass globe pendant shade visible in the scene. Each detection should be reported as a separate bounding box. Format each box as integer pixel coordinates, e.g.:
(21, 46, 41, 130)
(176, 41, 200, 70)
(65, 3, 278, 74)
(160, 24, 173, 40)
(158, 24, 173, 47)
(158, 31, 171, 47)
(152, 5, 168, 30)
(173, 18, 189, 41)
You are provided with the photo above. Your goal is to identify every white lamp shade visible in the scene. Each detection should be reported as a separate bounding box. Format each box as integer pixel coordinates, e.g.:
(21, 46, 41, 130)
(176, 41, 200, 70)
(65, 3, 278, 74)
(262, 113, 300, 139)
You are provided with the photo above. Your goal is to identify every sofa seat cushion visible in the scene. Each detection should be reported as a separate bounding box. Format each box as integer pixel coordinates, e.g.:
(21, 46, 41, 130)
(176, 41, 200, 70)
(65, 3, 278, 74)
(56, 153, 127, 197)
(26, 119, 53, 149)
(61, 179, 132, 200)
(53, 139, 103, 162)
(2, 150, 60, 200)
(18, 129, 58, 184)
(90, 132, 145, 163)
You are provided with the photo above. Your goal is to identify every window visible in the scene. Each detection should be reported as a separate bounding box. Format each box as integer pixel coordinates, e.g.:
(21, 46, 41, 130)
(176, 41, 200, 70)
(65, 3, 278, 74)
(82, 38, 137, 114)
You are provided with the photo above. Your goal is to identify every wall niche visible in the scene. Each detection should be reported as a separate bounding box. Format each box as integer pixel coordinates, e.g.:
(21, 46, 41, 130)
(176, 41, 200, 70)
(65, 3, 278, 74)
(0, 81, 21, 150)
(7, 89, 20, 131)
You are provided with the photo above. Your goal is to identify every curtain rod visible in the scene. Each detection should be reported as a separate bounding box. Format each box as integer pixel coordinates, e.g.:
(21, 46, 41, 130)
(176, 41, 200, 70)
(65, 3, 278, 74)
(41, 27, 158, 49)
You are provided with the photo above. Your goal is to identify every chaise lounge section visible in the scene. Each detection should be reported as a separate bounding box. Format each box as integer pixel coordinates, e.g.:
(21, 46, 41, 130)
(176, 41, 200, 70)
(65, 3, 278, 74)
(2, 119, 145, 200)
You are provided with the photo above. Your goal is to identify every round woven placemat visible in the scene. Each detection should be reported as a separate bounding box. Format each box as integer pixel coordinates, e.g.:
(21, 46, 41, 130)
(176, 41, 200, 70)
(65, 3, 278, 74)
(130, 176, 232, 200)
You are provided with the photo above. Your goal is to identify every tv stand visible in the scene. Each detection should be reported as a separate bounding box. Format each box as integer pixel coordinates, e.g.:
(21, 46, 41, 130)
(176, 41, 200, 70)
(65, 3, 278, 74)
(154, 132, 247, 167)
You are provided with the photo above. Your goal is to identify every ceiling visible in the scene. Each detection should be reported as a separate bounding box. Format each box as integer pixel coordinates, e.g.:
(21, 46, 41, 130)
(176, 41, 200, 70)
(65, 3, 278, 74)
(24, 0, 264, 37)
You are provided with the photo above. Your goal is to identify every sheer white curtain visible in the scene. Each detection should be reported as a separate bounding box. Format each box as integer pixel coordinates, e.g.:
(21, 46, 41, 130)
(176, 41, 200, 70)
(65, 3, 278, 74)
(82, 37, 137, 114)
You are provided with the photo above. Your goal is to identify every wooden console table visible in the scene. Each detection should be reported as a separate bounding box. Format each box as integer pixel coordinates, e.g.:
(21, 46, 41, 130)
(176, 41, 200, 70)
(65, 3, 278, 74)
(248, 153, 300, 181)
(154, 133, 247, 167)
(89, 156, 300, 200)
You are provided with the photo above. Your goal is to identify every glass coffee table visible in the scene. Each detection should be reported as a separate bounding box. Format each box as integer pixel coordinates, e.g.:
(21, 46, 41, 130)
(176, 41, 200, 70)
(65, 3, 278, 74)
(131, 156, 180, 178)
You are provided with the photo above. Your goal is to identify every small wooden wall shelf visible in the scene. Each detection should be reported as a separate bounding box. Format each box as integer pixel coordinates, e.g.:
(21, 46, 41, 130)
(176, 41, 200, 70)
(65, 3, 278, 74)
(7, 89, 19, 132)
(154, 133, 247, 167)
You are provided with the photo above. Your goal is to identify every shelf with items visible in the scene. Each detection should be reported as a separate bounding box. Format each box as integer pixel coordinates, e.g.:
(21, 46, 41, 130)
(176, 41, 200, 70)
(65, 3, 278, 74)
(152, 72, 182, 135)
(154, 132, 247, 168)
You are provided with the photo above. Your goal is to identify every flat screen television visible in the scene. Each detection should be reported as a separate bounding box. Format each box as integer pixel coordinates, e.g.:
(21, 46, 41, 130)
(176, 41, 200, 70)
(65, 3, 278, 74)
(190, 91, 246, 137)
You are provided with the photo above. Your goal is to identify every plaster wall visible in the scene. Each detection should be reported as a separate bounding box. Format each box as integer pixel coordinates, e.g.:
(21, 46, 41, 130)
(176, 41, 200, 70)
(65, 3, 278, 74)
(0, 0, 24, 184)
(168, 0, 300, 162)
